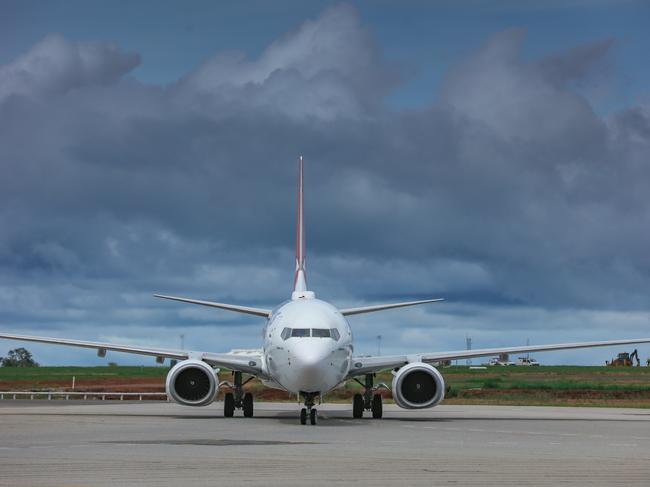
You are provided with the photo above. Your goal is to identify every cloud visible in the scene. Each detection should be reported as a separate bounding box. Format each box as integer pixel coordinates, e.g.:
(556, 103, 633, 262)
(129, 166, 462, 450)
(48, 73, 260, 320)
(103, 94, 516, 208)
(440, 29, 608, 144)
(176, 4, 397, 119)
(538, 38, 614, 87)
(1, 6, 649, 364)
(0, 34, 140, 101)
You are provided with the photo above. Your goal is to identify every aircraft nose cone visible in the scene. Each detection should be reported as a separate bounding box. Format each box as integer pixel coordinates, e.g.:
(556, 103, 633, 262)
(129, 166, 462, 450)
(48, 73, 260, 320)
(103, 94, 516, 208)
(291, 343, 332, 391)
(298, 349, 328, 367)
(295, 346, 330, 369)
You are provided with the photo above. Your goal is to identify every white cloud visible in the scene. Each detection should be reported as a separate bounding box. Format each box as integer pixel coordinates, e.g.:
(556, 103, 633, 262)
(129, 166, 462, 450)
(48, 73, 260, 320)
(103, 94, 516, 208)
(0, 34, 140, 101)
(176, 4, 396, 119)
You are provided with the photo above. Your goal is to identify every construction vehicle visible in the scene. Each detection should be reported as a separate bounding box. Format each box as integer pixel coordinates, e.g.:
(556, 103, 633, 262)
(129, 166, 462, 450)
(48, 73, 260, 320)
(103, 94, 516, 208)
(607, 349, 640, 367)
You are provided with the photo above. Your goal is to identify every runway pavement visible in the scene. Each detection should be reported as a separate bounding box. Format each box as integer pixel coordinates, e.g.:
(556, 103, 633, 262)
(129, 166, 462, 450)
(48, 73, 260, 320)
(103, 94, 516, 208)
(1, 401, 649, 486)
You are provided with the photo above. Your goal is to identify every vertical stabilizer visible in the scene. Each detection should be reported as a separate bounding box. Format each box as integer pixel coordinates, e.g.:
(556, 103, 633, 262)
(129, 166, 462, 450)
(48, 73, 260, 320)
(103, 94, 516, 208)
(293, 156, 310, 297)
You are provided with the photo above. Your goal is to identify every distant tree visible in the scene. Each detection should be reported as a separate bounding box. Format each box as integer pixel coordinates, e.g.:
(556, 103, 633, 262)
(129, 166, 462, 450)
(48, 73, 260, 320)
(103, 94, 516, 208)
(1, 347, 39, 367)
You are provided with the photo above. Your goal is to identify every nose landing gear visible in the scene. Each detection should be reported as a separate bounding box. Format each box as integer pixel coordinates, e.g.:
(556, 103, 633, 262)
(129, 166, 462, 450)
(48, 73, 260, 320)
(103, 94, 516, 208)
(222, 371, 255, 418)
(299, 392, 319, 425)
(352, 373, 385, 419)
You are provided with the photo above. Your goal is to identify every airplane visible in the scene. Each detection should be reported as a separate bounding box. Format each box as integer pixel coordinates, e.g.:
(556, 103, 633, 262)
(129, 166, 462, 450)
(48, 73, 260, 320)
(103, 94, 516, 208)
(2, 156, 650, 425)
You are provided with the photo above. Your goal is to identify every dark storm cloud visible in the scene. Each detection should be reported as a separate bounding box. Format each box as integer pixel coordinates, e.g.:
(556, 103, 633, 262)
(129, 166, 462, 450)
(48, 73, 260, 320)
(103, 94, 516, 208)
(538, 37, 614, 87)
(1, 5, 649, 363)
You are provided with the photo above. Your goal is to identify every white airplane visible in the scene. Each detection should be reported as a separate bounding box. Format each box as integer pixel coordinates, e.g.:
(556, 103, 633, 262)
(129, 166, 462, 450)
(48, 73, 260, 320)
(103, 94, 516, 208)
(2, 157, 650, 425)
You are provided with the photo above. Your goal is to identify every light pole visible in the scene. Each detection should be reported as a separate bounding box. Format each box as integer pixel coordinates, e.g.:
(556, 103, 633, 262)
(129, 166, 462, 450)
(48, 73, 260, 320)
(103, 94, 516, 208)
(377, 335, 382, 356)
(180, 334, 185, 350)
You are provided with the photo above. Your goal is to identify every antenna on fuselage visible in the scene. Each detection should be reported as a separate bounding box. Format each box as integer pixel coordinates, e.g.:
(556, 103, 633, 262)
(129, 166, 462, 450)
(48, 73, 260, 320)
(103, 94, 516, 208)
(292, 156, 313, 299)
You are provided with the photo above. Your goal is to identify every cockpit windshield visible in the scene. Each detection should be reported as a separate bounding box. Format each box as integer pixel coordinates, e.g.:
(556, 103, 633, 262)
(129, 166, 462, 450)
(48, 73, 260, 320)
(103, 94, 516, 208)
(291, 328, 310, 338)
(311, 329, 331, 338)
(280, 327, 340, 341)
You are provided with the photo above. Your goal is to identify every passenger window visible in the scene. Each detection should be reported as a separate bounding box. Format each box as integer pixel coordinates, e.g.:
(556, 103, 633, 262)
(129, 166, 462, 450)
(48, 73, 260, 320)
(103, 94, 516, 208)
(291, 328, 310, 338)
(281, 328, 292, 340)
(312, 329, 331, 338)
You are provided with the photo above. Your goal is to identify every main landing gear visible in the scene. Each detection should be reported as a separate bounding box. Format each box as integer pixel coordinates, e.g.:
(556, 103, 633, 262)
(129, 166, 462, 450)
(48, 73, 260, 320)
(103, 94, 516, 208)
(352, 373, 384, 419)
(223, 371, 254, 418)
(299, 392, 319, 425)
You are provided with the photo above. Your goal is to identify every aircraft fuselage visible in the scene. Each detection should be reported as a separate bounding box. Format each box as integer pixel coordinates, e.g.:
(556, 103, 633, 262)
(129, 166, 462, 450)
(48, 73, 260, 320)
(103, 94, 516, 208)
(263, 295, 353, 395)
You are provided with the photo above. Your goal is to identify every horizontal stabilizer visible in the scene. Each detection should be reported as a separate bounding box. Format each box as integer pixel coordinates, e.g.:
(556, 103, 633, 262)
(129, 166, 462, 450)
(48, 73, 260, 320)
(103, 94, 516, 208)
(340, 298, 444, 316)
(154, 294, 271, 317)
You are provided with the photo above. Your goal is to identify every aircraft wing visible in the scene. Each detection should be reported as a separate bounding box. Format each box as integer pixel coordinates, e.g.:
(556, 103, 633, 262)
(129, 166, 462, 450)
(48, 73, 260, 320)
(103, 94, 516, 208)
(0, 332, 266, 377)
(347, 337, 650, 377)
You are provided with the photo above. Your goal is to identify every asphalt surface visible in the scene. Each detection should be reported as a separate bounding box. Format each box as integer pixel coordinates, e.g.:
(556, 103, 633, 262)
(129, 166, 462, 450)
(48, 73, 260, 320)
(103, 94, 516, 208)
(1, 401, 649, 486)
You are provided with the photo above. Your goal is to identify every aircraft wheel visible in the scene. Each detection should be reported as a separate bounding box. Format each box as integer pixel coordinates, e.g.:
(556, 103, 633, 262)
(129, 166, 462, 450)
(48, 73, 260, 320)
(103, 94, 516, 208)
(310, 408, 318, 425)
(224, 392, 235, 417)
(300, 407, 307, 425)
(243, 392, 254, 418)
(372, 393, 383, 419)
(353, 393, 364, 418)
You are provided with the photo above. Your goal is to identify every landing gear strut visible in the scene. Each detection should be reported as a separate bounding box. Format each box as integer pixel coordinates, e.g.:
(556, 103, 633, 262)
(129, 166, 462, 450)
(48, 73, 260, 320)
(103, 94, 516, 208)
(352, 373, 384, 419)
(223, 371, 254, 418)
(300, 392, 319, 425)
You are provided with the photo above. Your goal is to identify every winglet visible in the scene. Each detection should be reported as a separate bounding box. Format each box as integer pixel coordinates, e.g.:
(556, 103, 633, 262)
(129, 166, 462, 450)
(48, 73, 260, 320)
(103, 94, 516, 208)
(293, 156, 308, 295)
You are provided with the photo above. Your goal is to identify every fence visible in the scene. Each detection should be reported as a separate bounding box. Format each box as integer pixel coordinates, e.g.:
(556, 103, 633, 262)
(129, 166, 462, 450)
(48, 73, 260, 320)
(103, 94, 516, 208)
(0, 391, 168, 401)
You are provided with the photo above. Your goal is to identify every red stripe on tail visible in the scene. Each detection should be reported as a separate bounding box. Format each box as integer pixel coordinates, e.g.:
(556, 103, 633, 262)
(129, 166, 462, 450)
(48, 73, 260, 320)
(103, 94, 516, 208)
(294, 156, 307, 292)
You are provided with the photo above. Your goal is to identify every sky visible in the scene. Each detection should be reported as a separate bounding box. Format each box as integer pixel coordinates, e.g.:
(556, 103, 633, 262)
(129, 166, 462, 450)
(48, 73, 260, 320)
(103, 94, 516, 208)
(1, 1, 649, 366)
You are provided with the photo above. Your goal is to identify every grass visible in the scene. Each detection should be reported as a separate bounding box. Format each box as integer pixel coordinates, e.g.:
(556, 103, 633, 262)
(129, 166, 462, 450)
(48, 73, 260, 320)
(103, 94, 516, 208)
(431, 365, 650, 408)
(1, 364, 650, 408)
(0, 365, 168, 381)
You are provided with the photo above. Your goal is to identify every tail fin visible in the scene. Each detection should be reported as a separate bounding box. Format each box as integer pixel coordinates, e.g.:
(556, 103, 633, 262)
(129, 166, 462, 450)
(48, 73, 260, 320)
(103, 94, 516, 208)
(293, 156, 308, 294)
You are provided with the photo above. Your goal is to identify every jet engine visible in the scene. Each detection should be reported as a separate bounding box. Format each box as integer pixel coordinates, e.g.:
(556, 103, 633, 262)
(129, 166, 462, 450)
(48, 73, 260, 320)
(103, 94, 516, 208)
(391, 362, 445, 409)
(165, 359, 218, 406)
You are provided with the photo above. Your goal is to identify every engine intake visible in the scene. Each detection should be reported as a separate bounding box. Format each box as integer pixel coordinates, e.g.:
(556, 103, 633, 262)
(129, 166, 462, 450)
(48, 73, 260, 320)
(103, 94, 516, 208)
(166, 359, 217, 406)
(391, 362, 445, 409)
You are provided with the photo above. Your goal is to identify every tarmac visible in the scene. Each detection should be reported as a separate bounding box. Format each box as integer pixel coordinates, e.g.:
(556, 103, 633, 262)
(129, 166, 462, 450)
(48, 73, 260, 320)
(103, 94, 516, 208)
(1, 401, 649, 486)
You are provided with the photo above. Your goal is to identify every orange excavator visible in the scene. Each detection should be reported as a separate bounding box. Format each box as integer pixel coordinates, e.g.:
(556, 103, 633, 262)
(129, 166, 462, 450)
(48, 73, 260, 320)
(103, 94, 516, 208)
(607, 349, 641, 366)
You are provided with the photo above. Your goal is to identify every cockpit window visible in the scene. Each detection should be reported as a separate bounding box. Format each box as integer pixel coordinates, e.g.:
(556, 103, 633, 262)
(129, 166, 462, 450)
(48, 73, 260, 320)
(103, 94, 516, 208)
(312, 328, 331, 338)
(280, 327, 341, 340)
(291, 328, 311, 338)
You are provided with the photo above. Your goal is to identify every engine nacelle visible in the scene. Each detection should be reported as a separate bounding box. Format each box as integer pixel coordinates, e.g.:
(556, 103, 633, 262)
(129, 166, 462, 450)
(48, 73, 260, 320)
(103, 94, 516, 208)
(165, 359, 218, 407)
(391, 362, 445, 409)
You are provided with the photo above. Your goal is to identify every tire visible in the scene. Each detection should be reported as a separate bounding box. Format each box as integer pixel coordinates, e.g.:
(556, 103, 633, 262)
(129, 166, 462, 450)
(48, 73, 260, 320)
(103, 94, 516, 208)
(224, 392, 235, 418)
(243, 392, 254, 418)
(310, 408, 318, 425)
(372, 393, 383, 419)
(300, 407, 307, 425)
(353, 393, 364, 418)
